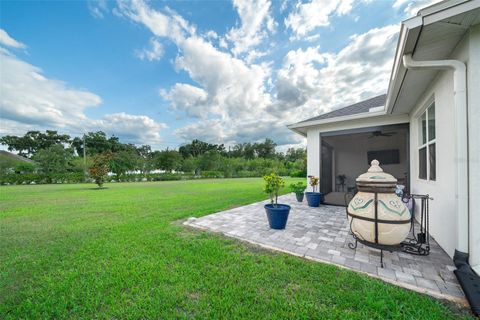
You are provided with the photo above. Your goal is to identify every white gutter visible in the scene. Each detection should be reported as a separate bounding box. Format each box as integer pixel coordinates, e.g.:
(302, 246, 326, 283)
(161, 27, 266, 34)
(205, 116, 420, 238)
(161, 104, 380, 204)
(403, 54, 469, 254)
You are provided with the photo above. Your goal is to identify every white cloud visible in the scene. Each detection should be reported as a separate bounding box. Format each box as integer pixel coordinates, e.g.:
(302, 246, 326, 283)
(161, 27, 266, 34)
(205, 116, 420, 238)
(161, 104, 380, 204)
(0, 34, 167, 147)
(0, 119, 40, 137)
(204, 30, 218, 39)
(87, 0, 109, 19)
(0, 29, 26, 49)
(173, 36, 271, 120)
(226, 0, 276, 57)
(89, 113, 167, 145)
(393, 0, 409, 9)
(279, 0, 289, 13)
(245, 49, 269, 64)
(120, 0, 274, 61)
(272, 46, 327, 111)
(285, 0, 354, 39)
(160, 83, 208, 118)
(394, 0, 442, 17)
(219, 37, 228, 49)
(0, 49, 101, 128)
(275, 25, 398, 120)
(116, 0, 194, 43)
(117, 1, 399, 148)
(117, 1, 283, 144)
(135, 37, 164, 61)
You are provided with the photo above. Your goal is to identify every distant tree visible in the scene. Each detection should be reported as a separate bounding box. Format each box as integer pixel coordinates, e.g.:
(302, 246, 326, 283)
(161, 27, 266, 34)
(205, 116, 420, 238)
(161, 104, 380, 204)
(72, 132, 141, 157)
(179, 139, 225, 158)
(89, 152, 112, 188)
(153, 149, 182, 172)
(198, 150, 222, 171)
(228, 140, 277, 159)
(254, 138, 277, 159)
(32, 145, 73, 181)
(72, 131, 111, 156)
(0, 130, 71, 158)
(180, 156, 199, 175)
(36, 130, 71, 150)
(285, 147, 306, 162)
(243, 143, 256, 159)
(136, 145, 152, 157)
(229, 142, 255, 159)
(70, 156, 93, 174)
(1, 129, 305, 181)
(108, 136, 125, 153)
(229, 144, 244, 158)
(136, 145, 153, 176)
(110, 150, 138, 179)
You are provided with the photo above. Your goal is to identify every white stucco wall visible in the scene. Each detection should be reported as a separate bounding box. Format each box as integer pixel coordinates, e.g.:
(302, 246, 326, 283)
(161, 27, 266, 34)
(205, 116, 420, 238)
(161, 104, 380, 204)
(306, 129, 320, 180)
(409, 76, 457, 257)
(409, 32, 470, 258)
(467, 24, 480, 272)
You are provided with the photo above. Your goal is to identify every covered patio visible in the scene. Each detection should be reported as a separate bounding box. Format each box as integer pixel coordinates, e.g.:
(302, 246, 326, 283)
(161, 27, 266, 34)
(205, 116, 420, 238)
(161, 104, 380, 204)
(184, 193, 465, 304)
(320, 123, 409, 206)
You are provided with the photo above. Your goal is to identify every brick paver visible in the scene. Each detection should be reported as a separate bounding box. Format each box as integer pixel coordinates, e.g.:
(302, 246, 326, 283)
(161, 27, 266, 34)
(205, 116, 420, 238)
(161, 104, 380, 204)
(184, 193, 465, 302)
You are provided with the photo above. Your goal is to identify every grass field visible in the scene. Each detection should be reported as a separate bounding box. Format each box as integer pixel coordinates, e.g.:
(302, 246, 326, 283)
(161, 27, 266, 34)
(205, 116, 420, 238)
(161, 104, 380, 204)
(0, 179, 472, 319)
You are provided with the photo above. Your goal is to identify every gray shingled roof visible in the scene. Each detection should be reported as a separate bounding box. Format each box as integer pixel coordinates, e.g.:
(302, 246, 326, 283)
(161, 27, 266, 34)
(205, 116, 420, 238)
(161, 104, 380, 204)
(298, 94, 387, 124)
(0, 150, 36, 164)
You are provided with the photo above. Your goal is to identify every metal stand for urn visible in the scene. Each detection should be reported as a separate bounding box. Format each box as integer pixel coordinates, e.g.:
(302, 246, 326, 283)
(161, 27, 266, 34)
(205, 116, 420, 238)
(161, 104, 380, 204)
(347, 193, 432, 268)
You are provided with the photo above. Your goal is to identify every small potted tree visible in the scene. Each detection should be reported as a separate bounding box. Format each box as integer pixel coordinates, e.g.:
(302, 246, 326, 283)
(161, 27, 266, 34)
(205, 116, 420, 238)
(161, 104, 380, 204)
(290, 182, 307, 202)
(263, 173, 291, 229)
(305, 176, 322, 207)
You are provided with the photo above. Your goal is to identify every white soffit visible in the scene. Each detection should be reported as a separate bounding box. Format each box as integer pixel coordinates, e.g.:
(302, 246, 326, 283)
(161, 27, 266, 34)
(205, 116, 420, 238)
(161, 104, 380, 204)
(389, 3, 480, 115)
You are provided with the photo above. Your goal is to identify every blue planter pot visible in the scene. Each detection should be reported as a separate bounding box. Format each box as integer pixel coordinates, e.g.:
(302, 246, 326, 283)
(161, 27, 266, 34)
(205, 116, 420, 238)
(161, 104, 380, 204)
(295, 192, 304, 202)
(264, 204, 291, 229)
(305, 192, 323, 207)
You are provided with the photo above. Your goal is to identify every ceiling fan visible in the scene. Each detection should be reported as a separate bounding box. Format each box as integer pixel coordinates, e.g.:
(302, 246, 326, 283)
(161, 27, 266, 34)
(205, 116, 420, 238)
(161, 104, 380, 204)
(368, 130, 397, 139)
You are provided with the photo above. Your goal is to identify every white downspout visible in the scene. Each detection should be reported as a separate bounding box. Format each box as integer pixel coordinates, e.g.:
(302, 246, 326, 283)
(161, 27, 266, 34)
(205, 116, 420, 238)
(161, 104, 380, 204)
(403, 54, 469, 255)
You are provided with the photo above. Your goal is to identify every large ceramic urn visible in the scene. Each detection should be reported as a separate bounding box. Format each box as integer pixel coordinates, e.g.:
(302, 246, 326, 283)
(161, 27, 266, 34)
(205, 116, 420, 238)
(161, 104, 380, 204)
(347, 160, 411, 246)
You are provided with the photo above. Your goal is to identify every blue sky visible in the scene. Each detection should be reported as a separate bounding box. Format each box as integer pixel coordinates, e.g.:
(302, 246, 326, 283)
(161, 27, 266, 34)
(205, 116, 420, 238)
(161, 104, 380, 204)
(0, 0, 437, 150)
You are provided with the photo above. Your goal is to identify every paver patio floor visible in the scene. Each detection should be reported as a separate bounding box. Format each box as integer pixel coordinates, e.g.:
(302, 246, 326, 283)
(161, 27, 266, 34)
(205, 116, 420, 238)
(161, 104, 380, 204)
(184, 193, 466, 303)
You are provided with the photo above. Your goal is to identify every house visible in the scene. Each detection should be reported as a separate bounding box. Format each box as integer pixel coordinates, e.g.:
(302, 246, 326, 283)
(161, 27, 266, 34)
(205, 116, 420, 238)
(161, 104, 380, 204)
(288, 0, 480, 279)
(0, 150, 36, 174)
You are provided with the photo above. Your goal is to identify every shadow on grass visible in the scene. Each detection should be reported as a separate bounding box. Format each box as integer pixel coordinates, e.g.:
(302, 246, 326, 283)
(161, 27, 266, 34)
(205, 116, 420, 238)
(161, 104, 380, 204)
(74, 187, 110, 191)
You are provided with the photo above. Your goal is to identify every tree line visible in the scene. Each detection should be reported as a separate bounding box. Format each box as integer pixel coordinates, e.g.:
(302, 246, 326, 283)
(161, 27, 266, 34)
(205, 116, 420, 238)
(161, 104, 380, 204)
(0, 130, 306, 184)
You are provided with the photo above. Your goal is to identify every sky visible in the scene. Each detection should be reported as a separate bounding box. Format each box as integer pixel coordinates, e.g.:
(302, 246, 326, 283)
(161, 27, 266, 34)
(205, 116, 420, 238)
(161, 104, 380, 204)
(0, 0, 440, 151)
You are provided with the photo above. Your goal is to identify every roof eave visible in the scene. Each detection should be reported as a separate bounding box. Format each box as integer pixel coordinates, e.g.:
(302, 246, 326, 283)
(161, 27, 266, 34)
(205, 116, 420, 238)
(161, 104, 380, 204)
(385, 0, 478, 114)
(287, 109, 387, 131)
(287, 126, 307, 137)
(385, 17, 423, 114)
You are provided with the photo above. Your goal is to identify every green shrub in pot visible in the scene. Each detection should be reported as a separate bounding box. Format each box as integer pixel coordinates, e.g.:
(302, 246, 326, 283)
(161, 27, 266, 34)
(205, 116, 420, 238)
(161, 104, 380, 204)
(290, 182, 307, 202)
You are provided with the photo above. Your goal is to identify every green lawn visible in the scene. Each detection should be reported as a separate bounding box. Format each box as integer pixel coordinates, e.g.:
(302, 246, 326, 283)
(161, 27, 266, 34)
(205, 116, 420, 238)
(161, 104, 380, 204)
(0, 179, 471, 319)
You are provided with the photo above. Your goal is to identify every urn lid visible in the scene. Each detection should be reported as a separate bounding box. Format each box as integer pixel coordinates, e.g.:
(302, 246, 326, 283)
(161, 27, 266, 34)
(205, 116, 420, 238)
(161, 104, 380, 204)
(356, 160, 397, 187)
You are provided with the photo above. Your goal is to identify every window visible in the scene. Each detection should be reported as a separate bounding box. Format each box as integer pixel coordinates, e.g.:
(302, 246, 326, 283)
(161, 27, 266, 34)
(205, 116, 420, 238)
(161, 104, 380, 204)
(418, 103, 436, 180)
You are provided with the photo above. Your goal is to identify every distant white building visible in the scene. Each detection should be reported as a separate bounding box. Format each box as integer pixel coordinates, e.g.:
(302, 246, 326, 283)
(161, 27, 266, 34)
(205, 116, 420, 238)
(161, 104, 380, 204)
(288, 0, 480, 274)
